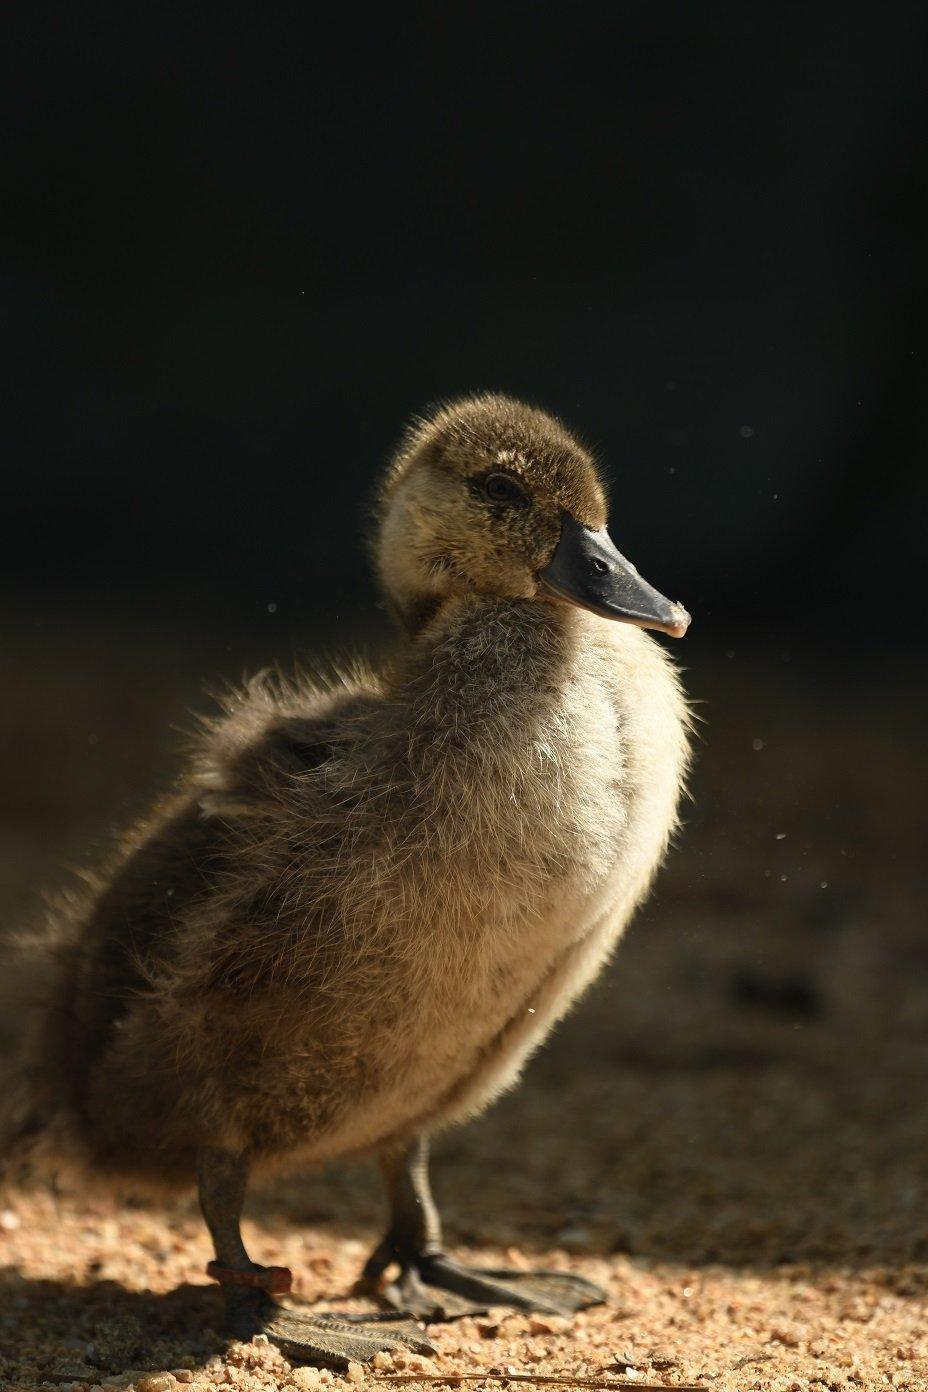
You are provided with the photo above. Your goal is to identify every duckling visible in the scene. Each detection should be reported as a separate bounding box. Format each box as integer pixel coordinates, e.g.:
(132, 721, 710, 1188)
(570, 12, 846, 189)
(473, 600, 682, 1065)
(3, 394, 691, 1367)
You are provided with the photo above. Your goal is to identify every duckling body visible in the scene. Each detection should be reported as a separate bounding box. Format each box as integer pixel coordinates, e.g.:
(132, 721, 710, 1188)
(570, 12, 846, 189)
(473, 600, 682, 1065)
(56, 599, 685, 1182)
(7, 395, 690, 1363)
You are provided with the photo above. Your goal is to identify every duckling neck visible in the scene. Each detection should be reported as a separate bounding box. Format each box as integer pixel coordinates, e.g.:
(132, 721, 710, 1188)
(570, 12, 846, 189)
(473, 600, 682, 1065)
(398, 594, 582, 733)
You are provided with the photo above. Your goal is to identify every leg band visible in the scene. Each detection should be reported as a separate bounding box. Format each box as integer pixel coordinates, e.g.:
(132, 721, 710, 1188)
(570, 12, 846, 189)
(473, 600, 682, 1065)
(206, 1261, 293, 1295)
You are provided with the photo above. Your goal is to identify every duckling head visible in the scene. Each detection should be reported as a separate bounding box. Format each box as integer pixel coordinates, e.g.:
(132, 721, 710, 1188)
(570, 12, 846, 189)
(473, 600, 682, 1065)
(375, 393, 690, 638)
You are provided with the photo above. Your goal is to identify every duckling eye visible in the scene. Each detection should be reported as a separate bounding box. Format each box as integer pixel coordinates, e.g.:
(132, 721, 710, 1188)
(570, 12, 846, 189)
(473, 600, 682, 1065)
(482, 472, 528, 505)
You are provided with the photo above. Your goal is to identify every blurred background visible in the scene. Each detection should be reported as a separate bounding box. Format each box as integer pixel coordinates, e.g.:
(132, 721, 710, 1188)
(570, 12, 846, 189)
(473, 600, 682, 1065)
(2, 0, 927, 1346)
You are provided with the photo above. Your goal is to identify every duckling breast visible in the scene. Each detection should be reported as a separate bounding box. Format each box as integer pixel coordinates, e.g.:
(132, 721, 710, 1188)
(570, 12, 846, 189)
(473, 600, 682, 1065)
(422, 610, 690, 1132)
(362, 601, 690, 1140)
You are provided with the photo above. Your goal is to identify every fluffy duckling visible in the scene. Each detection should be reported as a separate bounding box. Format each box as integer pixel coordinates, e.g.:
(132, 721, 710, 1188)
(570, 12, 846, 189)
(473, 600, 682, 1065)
(3, 394, 691, 1366)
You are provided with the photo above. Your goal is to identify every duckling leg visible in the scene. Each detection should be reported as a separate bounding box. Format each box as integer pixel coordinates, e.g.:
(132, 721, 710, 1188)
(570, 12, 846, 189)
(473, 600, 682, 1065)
(363, 1137, 605, 1320)
(198, 1146, 434, 1366)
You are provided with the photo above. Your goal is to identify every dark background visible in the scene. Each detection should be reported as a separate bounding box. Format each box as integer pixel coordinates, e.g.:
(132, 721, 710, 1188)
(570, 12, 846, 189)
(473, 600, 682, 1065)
(3, 2, 927, 640)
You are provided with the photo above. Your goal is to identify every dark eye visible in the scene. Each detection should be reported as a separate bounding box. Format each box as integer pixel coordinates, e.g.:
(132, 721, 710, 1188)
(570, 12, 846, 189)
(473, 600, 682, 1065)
(483, 472, 527, 505)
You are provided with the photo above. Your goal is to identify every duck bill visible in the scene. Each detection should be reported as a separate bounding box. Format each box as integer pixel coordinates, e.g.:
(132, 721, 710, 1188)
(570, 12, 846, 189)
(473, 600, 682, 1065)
(539, 511, 690, 638)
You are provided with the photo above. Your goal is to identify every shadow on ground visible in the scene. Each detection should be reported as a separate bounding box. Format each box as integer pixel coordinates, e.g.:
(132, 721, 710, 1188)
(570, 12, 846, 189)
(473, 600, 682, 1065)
(0, 1273, 224, 1384)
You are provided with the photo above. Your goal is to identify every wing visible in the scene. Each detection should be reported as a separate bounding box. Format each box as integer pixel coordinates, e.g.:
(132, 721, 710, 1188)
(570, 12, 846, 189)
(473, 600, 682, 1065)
(58, 678, 378, 1085)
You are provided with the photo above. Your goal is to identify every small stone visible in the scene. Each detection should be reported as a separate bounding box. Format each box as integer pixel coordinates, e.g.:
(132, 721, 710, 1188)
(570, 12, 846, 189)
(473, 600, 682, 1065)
(136, 1377, 176, 1392)
(170, 1375, 195, 1385)
(225, 1342, 249, 1367)
(612, 1351, 638, 1369)
(290, 1368, 324, 1390)
(402, 1355, 435, 1373)
(528, 1315, 570, 1335)
(345, 1362, 365, 1384)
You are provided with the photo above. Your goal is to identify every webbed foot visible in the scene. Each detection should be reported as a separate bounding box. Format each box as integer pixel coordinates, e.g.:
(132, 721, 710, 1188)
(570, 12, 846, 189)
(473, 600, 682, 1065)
(367, 1249, 606, 1320)
(214, 1265, 435, 1367)
(265, 1305, 434, 1367)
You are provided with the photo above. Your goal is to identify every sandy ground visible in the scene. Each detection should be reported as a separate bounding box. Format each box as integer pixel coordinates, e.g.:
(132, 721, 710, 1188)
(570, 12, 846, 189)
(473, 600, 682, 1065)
(1, 612, 926, 1392)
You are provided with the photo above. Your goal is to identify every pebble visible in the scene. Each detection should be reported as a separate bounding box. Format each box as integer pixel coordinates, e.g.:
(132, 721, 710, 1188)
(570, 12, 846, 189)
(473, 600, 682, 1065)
(290, 1369, 325, 1390)
(528, 1315, 570, 1335)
